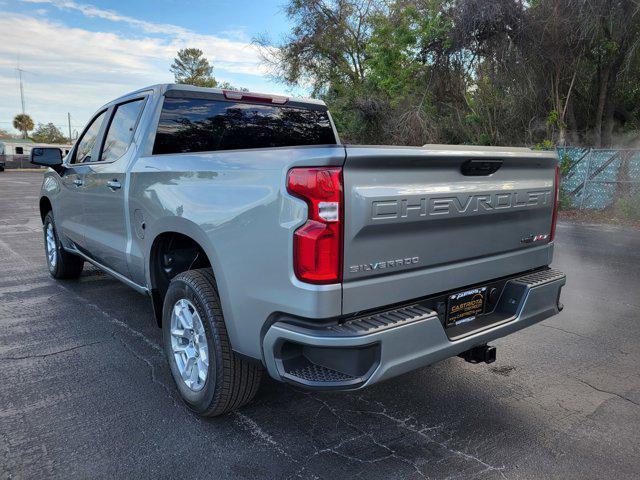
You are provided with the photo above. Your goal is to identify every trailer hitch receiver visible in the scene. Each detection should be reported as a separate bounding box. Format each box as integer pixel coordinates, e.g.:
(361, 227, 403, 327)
(459, 345, 496, 364)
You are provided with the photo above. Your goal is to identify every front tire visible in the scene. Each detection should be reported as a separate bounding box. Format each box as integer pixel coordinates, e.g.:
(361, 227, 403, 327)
(43, 212, 84, 279)
(162, 268, 262, 416)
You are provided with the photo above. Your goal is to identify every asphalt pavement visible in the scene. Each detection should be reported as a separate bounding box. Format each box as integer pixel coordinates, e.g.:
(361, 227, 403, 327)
(1, 171, 639, 479)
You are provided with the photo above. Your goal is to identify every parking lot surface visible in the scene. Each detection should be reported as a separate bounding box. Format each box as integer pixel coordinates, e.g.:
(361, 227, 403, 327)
(1, 171, 639, 479)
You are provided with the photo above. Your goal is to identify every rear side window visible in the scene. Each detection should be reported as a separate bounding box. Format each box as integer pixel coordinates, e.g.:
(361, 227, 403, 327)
(101, 98, 145, 162)
(153, 98, 336, 155)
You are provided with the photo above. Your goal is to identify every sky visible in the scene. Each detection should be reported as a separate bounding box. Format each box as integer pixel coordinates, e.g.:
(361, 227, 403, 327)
(0, 0, 296, 137)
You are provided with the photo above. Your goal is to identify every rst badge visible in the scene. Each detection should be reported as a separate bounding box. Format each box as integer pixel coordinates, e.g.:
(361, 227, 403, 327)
(520, 233, 549, 244)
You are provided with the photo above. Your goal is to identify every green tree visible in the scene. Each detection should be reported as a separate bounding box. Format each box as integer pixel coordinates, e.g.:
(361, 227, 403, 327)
(263, 0, 640, 147)
(216, 81, 249, 92)
(170, 48, 217, 87)
(31, 122, 68, 144)
(583, 0, 640, 147)
(257, 0, 383, 142)
(13, 113, 34, 139)
(362, 1, 455, 144)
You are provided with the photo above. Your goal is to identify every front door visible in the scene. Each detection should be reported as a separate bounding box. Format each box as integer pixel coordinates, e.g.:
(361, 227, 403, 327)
(81, 98, 146, 276)
(56, 164, 87, 247)
(57, 109, 108, 248)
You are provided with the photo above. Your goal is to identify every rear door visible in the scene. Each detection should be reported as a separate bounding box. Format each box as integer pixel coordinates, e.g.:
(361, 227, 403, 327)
(341, 145, 558, 313)
(81, 97, 146, 275)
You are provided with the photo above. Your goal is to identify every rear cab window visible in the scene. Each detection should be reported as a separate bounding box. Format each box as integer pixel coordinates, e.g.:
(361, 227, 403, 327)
(153, 96, 336, 155)
(100, 98, 145, 162)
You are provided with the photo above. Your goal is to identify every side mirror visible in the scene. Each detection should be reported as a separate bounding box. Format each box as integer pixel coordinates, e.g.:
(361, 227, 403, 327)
(31, 147, 63, 168)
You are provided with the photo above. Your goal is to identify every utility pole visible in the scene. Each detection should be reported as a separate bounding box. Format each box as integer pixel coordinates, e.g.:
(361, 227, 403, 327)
(68, 113, 72, 142)
(17, 68, 26, 115)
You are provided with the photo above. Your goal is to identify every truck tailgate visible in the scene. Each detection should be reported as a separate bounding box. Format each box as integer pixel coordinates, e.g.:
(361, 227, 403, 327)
(341, 145, 558, 314)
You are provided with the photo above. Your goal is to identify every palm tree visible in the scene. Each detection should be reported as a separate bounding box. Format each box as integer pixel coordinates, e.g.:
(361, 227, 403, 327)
(13, 113, 34, 139)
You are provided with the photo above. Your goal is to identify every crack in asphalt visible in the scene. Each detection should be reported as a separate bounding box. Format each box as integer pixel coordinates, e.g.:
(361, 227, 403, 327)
(233, 412, 298, 462)
(352, 395, 507, 479)
(0, 243, 186, 411)
(0, 339, 109, 361)
(0, 237, 32, 266)
(112, 332, 183, 409)
(540, 323, 631, 356)
(539, 323, 591, 339)
(573, 377, 639, 407)
(50, 283, 190, 410)
(0, 237, 164, 357)
(280, 392, 507, 480)
(234, 392, 436, 479)
(55, 282, 164, 354)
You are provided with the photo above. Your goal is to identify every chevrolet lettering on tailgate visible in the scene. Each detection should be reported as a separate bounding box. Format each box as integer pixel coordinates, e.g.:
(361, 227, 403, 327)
(371, 190, 552, 220)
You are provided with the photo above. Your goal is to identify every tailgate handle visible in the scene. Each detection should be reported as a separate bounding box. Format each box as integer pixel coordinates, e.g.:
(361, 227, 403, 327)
(461, 159, 502, 176)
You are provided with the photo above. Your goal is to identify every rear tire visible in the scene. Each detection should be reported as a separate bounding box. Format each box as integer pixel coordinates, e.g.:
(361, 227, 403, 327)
(43, 211, 84, 279)
(162, 268, 262, 416)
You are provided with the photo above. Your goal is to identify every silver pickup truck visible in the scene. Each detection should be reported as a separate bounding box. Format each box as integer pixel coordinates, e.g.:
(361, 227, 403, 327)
(32, 84, 566, 416)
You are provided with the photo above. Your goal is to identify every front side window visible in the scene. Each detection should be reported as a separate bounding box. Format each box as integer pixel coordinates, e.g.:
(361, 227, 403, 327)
(73, 111, 106, 164)
(101, 99, 145, 162)
(153, 98, 336, 155)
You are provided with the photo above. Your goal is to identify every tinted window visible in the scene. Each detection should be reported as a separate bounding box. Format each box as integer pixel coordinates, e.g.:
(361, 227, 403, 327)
(74, 111, 106, 163)
(101, 99, 145, 162)
(153, 98, 336, 155)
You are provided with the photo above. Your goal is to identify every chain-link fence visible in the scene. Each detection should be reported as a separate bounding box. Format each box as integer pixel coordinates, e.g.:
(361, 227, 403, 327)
(557, 147, 640, 211)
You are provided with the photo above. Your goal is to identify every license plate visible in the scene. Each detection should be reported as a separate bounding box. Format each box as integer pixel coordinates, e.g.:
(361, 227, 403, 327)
(446, 287, 487, 326)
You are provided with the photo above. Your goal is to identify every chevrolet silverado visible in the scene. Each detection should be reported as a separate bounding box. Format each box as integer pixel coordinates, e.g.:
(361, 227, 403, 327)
(32, 84, 566, 416)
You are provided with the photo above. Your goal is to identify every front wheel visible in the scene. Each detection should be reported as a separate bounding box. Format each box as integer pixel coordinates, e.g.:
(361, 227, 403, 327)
(162, 268, 262, 416)
(43, 212, 84, 279)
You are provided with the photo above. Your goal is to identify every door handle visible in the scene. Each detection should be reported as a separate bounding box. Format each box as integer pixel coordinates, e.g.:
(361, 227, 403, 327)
(73, 178, 84, 187)
(107, 179, 121, 191)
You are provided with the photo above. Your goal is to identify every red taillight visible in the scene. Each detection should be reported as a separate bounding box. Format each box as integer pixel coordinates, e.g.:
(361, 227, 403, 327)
(287, 167, 343, 284)
(550, 165, 560, 241)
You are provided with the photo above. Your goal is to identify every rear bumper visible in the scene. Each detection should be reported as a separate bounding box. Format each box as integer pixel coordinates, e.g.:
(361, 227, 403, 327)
(263, 268, 566, 390)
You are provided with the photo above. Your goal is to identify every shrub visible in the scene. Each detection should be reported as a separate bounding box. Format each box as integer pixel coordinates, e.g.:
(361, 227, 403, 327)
(616, 194, 640, 220)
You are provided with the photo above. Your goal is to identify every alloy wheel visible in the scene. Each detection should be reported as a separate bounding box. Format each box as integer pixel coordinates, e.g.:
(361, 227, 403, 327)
(170, 299, 209, 391)
(46, 223, 57, 269)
